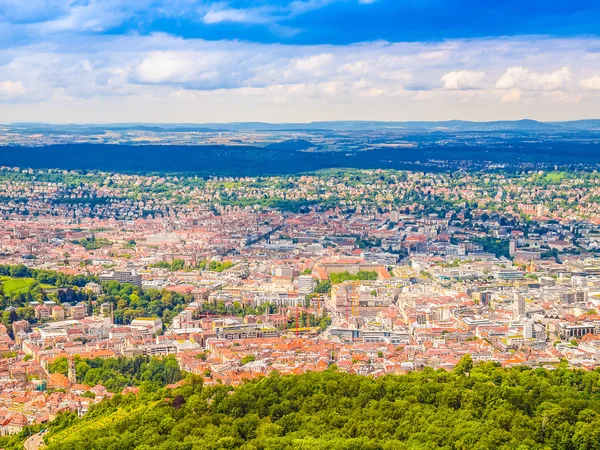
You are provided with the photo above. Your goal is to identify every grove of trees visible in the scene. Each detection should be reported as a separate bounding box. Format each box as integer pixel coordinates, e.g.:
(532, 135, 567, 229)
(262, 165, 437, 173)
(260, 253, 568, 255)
(5, 358, 600, 449)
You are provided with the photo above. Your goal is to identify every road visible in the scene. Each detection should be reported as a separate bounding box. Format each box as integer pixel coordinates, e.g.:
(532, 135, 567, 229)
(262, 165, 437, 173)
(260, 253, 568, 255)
(24, 431, 46, 450)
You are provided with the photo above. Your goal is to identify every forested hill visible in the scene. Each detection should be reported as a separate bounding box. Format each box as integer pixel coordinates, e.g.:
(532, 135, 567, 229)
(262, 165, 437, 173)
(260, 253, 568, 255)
(5, 358, 600, 450)
(2, 141, 600, 175)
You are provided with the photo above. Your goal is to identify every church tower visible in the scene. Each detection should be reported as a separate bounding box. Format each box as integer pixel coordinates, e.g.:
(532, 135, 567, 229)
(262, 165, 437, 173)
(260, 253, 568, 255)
(68, 356, 76, 384)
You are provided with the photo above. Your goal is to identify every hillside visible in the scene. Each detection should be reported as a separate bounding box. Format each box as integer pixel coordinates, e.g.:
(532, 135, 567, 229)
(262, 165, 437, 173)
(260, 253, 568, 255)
(3, 140, 600, 176)
(5, 358, 600, 450)
(264, 139, 318, 151)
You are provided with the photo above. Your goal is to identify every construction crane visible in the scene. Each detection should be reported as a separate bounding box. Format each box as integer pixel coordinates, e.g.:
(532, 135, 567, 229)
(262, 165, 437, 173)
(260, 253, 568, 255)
(345, 284, 351, 321)
(344, 281, 361, 322)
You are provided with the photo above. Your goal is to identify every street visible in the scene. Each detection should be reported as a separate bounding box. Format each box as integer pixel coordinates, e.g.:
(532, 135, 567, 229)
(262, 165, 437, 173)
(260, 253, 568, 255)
(24, 431, 46, 450)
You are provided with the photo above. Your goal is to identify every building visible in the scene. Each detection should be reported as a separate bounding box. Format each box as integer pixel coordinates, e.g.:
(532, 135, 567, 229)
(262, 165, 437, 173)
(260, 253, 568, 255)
(34, 305, 51, 320)
(477, 291, 493, 306)
(513, 294, 525, 319)
(560, 292, 575, 304)
(172, 310, 202, 332)
(297, 275, 315, 293)
(273, 266, 293, 278)
(68, 356, 76, 384)
(523, 320, 534, 339)
(130, 317, 163, 335)
(540, 277, 556, 287)
(6, 414, 28, 435)
(71, 303, 87, 320)
(12, 320, 29, 336)
(494, 270, 524, 280)
(100, 302, 112, 318)
(99, 269, 142, 287)
(85, 282, 103, 295)
(52, 305, 65, 321)
(215, 323, 280, 340)
(513, 250, 542, 261)
(558, 323, 596, 339)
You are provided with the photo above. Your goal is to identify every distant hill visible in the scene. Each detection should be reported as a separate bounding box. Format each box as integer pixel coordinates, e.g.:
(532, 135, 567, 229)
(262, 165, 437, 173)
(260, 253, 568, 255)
(7, 119, 600, 133)
(1, 140, 600, 175)
(265, 139, 318, 151)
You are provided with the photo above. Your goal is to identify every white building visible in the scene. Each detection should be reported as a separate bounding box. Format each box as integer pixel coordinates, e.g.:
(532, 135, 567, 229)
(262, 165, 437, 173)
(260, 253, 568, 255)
(297, 275, 315, 293)
(130, 317, 163, 335)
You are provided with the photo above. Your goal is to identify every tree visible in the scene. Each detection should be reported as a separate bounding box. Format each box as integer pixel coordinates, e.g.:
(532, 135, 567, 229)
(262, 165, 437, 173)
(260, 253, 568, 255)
(454, 354, 473, 375)
(314, 280, 331, 294)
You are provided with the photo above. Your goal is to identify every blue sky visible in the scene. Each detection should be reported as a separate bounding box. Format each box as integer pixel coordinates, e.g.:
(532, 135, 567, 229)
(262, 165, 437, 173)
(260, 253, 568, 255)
(0, 0, 599, 122)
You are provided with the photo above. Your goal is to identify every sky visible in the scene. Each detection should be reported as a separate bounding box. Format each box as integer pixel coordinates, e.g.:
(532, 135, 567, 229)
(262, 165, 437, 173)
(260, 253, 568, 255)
(1, 0, 600, 123)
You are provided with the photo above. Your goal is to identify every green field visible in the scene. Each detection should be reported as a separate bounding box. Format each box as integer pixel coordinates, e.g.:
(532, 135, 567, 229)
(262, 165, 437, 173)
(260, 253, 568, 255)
(544, 171, 567, 183)
(0, 276, 55, 294)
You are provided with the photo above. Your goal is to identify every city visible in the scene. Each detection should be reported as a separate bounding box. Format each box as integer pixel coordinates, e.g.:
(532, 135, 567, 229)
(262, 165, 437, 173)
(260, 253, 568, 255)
(2, 0, 600, 447)
(0, 166, 598, 441)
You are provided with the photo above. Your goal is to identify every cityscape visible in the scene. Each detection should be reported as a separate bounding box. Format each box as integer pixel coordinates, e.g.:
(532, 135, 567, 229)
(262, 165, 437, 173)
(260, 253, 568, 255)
(0, 162, 597, 446)
(2, 0, 600, 448)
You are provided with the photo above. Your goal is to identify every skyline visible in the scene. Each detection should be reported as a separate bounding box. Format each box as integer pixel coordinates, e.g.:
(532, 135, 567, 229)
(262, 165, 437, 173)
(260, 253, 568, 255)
(1, 1, 600, 122)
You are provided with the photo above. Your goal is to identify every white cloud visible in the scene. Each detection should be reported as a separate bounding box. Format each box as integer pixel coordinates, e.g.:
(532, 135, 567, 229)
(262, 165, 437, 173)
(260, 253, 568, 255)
(200, 0, 336, 25)
(132, 51, 226, 85)
(128, 47, 271, 91)
(581, 75, 600, 90)
(203, 6, 274, 25)
(35, 0, 153, 33)
(292, 53, 333, 72)
(501, 88, 521, 103)
(441, 70, 485, 90)
(0, 35, 600, 121)
(495, 66, 573, 91)
(0, 80, 25, 97)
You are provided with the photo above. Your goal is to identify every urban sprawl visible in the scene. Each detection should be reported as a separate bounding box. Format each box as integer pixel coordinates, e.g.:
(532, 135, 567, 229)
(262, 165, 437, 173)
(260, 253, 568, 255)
(0, 167, 599, 434)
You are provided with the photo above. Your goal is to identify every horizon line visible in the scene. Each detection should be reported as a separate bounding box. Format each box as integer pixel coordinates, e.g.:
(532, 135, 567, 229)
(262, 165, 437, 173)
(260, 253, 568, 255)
(4, 118, 600, 126)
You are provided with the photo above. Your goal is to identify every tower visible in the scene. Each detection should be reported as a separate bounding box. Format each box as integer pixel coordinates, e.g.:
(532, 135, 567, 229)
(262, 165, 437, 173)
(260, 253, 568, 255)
(68, 356, 76, 384)
(513, 294, 525, 320)
(523, 319, 534, 339)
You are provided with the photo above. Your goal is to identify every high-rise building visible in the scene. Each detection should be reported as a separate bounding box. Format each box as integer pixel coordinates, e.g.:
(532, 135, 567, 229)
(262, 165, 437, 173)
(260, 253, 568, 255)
(523, 320, 534, 339)
(513, 294, 525, 319)
(478, 291, 493, 306)
(575, 291, 588, 303)
(297, 275, 315, 293)
(560, 292, 575, 304)
(509, 240, 516, 257)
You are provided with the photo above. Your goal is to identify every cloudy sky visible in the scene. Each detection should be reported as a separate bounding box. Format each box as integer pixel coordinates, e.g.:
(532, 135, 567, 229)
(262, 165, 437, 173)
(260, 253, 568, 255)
(1, 0, 600, 123)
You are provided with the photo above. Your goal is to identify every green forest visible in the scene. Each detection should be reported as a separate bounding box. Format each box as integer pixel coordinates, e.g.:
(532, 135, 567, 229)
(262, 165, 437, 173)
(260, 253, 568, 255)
(6, 358, 600, 449)
(48, 355, 182, 393)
